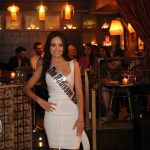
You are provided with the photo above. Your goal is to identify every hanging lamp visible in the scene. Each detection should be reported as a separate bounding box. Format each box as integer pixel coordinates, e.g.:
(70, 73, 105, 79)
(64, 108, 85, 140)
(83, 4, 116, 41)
(109, 18, 124, 35)
(36, 1, 47, 21)
(101, 20, 109, 29)
(7, 4, 20, 21)
(128, 23, 135, 33)
(62, 3, 74, 20)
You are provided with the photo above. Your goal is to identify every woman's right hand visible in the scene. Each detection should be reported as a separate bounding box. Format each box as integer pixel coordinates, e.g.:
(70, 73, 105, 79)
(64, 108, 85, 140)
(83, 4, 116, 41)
(36, 98, 56, 112)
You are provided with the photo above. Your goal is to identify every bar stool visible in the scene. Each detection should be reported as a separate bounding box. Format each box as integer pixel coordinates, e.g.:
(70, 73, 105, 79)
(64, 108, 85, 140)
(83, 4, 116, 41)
(109, 85, 133, 120)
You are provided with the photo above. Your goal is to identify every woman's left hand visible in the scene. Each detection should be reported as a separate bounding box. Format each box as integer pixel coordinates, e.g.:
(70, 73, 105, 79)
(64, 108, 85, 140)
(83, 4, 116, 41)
(73, 119, 84, 137)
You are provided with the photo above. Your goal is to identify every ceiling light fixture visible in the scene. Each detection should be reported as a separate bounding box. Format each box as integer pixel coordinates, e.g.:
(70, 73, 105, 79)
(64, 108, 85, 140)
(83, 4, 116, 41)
(36, 1, 47, 21)
(101, 21, 109, 29)
(128, 23, 135, 33)
(62, 3, 74, 20)
(7, 4, 20, 21)
(109, 18, 124, 35)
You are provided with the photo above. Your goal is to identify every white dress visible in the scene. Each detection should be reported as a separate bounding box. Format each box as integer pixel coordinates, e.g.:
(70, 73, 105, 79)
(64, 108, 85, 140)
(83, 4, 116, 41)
(44, 60, 90, 150)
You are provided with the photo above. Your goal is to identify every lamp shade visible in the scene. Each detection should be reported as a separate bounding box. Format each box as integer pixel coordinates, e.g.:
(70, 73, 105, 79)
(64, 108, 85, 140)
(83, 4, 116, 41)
(128, 23, 135, 33)
(62, 3, 74, 20)
(109, 19, 123, 36)
(36, 4, 47, 20)
(7, 4, 20, 21)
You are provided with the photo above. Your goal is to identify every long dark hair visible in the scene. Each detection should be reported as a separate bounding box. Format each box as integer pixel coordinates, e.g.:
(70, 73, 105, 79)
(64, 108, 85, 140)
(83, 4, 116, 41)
(41, 31, 69, 85)
(84, 43, 95, 66)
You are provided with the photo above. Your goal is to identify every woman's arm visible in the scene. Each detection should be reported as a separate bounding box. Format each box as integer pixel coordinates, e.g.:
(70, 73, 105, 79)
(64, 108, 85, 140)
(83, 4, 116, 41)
(23, 66, 55, 112)
(73, 60, 84, 136)
(23, 66, 42, 102)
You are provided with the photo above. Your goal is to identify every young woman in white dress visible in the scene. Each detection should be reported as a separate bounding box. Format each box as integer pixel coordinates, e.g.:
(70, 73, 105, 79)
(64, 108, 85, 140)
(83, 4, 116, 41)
(24, 31, 90, 150)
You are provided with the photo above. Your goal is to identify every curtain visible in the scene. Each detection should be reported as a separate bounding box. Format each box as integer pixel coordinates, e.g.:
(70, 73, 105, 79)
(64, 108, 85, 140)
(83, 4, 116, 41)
(117, 0, 150, 56)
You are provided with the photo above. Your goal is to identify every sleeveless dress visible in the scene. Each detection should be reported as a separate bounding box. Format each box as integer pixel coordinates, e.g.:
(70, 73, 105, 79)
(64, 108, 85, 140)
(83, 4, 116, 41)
(44, 60, 90, 149)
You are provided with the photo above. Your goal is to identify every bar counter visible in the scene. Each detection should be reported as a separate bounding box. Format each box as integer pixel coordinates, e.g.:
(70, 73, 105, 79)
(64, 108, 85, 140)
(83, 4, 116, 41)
(0, 84, 32, 150)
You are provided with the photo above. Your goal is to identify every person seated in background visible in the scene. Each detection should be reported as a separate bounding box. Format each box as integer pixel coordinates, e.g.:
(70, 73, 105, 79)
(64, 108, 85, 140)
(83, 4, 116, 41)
(8, 46, 30, 71)
(128, 50, 147, 83)
(98, 46, 109, 59)
(128, 50, 150, 118)
(67, 43, 79, 60)
(100, 48, 125, 121)
(30, 42, 44, 71)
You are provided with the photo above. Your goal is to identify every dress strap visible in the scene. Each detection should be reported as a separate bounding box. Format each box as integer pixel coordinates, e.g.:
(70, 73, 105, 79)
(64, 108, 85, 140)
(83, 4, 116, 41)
(69, 60, 75, 83)
(69, 60, 74, 74)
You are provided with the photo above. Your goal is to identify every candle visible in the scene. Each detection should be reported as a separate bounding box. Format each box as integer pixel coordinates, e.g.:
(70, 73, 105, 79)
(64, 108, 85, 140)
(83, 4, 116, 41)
(38, 141, 43, 147)
(38, 137, 43, 147)
(122, 77, 128, 85)
(10, 71, 16, 79)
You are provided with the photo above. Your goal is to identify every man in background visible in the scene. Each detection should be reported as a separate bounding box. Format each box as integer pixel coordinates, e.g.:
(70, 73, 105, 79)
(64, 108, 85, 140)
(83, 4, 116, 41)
(67, 44, 78, 60)
(30, 42, 44, 71)
(8, 46, 30, 71)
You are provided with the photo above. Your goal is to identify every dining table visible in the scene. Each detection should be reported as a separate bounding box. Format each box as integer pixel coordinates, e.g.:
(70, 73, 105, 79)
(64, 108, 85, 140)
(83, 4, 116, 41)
(103, 81, 150, 120)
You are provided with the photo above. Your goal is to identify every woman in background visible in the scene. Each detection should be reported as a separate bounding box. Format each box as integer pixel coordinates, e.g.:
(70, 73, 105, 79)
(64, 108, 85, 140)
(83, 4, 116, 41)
(79, 43, 97, 75)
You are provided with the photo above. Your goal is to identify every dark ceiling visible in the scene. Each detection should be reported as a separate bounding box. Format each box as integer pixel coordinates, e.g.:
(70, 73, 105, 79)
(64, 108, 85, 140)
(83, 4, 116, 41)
(0, 0, 120, 14)
(91, 0, 120, 14)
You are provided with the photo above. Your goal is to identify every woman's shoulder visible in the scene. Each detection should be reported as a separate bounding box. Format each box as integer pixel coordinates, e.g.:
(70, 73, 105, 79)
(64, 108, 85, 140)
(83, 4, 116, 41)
(68, 59, 78, 68)
(69, 59, 77, 63)
(72, 59, 80, 70)
(71, 59, 78, 64)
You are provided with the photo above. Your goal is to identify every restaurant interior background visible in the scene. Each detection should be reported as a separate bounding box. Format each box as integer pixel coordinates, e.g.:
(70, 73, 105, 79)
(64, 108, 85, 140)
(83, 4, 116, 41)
(0, 0, 148, 63)
(0, 0, 150, 150)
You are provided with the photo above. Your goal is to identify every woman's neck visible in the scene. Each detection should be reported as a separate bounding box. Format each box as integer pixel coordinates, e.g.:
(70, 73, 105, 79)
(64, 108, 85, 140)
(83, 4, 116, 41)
(51, 57, 65, 64)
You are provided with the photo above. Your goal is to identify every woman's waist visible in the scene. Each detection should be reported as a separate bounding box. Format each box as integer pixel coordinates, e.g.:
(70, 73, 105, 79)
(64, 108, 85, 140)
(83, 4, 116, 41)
(47, 96, 78, 114)
(48, 93, 68, 98)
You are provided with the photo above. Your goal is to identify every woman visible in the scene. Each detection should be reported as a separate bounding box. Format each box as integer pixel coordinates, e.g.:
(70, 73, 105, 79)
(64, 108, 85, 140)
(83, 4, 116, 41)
(24, 31, 90, 150)
(79, 43, 97, 75)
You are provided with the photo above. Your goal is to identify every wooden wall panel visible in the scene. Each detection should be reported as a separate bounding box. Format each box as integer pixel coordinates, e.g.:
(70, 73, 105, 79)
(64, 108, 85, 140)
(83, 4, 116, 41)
(0, 31, 82, 63)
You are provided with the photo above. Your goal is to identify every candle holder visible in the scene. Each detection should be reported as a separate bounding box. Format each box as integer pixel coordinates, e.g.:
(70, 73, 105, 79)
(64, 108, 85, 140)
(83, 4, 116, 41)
(122, 71, 136, 85)
(122, 77, 128, 85)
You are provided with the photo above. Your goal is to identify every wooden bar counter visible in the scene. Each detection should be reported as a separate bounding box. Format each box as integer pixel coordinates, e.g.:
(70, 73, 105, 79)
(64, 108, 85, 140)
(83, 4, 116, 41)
(0, 84, 32, 150)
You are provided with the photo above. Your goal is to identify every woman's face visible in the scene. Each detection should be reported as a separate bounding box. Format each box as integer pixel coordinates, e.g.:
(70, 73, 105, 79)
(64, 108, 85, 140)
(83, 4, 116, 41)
(84, 46, 91, 55)
(50, 36, 63, 58)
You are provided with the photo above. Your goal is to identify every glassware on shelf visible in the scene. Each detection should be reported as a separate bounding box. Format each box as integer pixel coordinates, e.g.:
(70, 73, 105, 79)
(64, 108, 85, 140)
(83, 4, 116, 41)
(122, 70, 136, 84)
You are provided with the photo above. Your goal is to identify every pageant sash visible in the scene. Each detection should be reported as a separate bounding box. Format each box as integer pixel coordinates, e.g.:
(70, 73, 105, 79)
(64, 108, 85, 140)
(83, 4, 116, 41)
(47, 65, 90, 150)
(47, 65, 77, 104)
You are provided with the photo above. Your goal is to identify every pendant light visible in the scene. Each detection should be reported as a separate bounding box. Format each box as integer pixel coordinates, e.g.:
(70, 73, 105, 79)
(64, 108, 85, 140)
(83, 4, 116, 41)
(128, 23, 135, 33)
(101, 20, 109, 29)
(109, 18, 124, 36)
(36, 1, 47, 21)
(7, 4, 20, 21)
(62, 2, 74, 20)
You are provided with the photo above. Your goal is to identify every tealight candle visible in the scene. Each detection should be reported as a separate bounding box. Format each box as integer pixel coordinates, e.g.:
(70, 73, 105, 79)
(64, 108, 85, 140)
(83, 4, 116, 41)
(10, 71, 16, 79)
(38, 141, 43, 147)
(122, 77, 128, 85)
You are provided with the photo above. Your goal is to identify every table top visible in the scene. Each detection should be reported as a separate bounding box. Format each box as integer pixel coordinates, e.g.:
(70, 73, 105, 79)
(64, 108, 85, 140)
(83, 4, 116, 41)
(103, 81, 150, 88)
